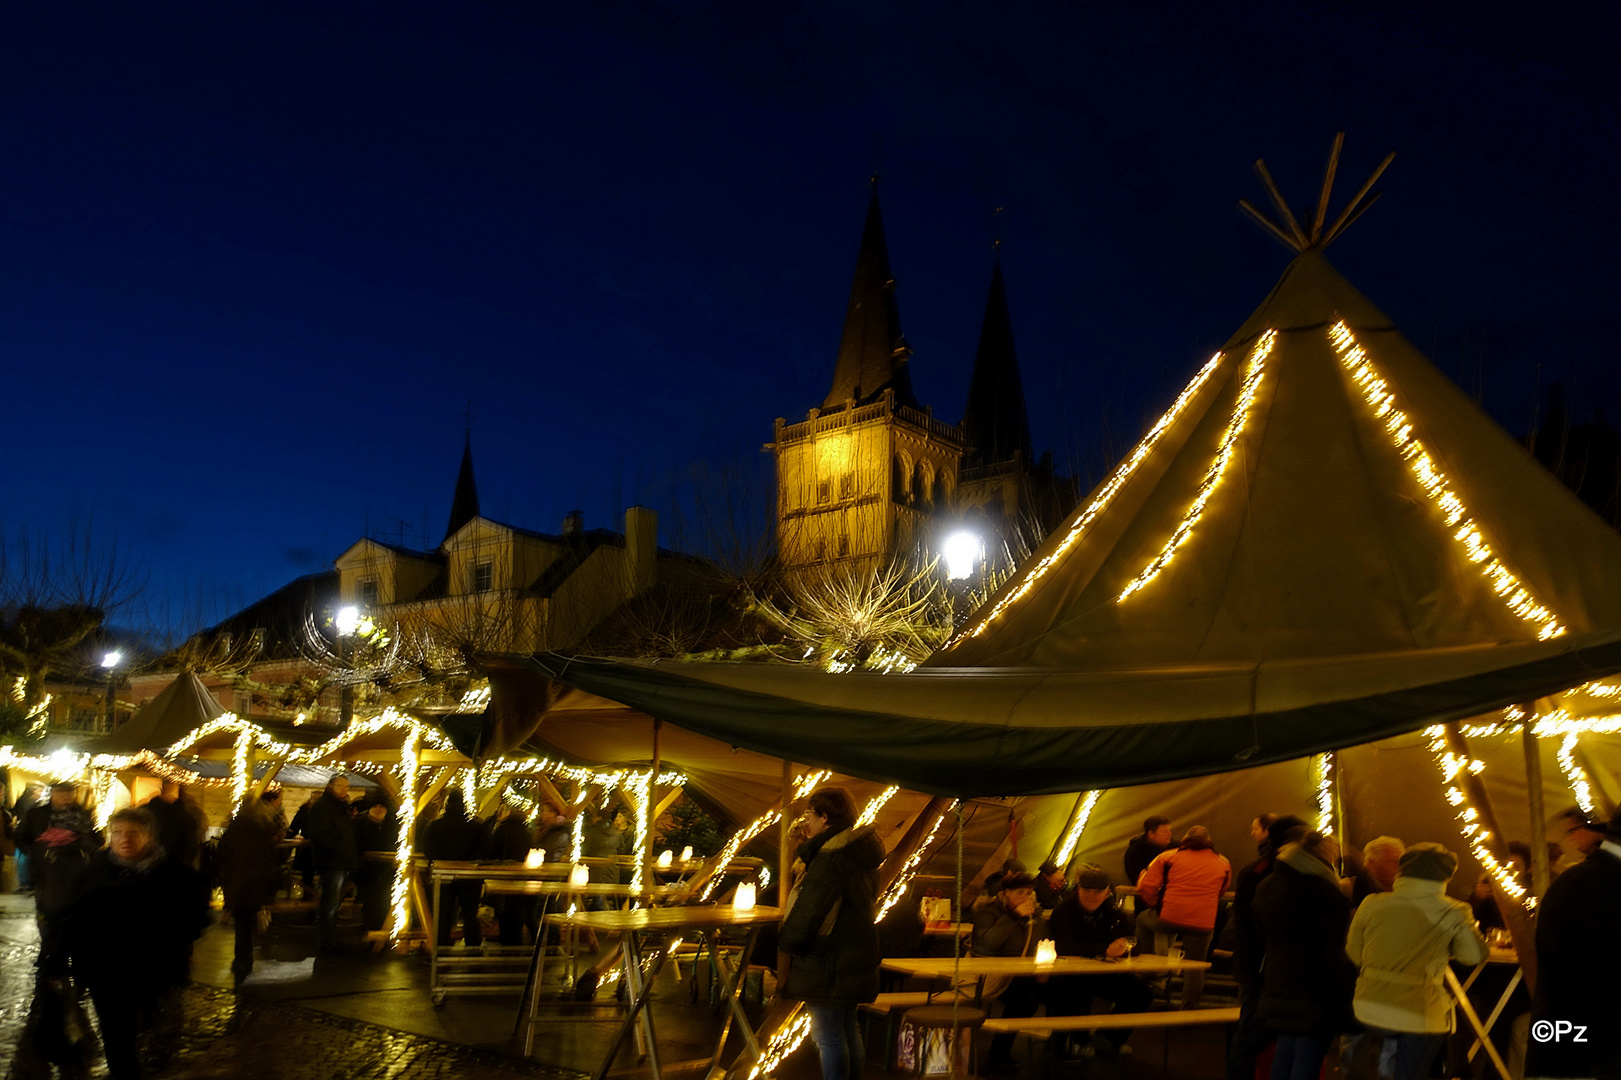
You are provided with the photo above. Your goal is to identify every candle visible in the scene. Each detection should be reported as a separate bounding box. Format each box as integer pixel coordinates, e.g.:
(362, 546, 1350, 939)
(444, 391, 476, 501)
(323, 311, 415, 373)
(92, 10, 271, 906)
(733, 881, 757, 911)
(680, 846, 694, 862)
(1034, 939, 1057, 965)
(656, 849, 674, 869)
(569, 864, 590, 888)
(525, 849, 546, 868)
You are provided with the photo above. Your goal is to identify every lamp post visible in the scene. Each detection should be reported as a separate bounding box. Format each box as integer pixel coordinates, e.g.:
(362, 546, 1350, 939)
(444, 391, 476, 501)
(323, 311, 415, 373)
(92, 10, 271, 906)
(940, 529, 984, 628)
(335, 605, 360, 727)
(100, 650, 123, 733)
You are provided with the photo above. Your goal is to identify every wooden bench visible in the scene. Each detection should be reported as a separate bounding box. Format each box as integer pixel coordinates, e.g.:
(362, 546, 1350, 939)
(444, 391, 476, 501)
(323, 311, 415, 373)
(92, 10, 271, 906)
(859, 991, 973, 1070)
(982, 1006, 1242, 1073)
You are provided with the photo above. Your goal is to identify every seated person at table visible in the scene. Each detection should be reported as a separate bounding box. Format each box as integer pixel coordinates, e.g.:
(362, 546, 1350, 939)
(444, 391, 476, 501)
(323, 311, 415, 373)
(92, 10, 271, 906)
(1124, 816, 1175, 885)
(973, 857, 1027, 911)
(1135, 825, 1230, 1007)
(972, 872, 1048, 1071)
(1048, 865, 1153, 1059)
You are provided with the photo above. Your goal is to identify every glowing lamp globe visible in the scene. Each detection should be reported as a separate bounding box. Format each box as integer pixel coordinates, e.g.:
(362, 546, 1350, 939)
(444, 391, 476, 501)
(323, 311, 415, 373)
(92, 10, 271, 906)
(335, 606, 362, 636)
(942, 530, 983, 581)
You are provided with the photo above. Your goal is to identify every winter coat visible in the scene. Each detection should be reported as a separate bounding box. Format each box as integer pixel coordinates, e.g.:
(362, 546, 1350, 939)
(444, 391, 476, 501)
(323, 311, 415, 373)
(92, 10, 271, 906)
(215, 801, 283, 911)
(972, 899, 1040, 958)
(1250, 846, 1357, 1036)
(423, 810, 490, 862)
(780, 824, 885, 1005)
(534, 821, 572, 865)
(1124, 835, 1171, 885)
(1346, 876, 1487, 1034)
(353, 812, 400, 886)
(306, 791, 360, 872)
(1048, 893, 1132, 958)
(1527, 842, 1621, 1079)
(1227, 853, 1277, 991)
(1137, 843, 1231, 931)
(16, 802, 102, 914)
(486, 815, 533, 862)
(63, 848, 209, 990)
(144, 795, 206, 869)
(582, 819, 631, 884)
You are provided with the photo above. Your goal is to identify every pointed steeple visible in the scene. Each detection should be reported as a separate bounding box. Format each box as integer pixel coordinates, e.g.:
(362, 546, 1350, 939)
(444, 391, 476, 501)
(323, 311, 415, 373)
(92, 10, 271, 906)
(960, 256, 1033, 468)
(444, 433, 480, 542)
(823, 183, 920, 410)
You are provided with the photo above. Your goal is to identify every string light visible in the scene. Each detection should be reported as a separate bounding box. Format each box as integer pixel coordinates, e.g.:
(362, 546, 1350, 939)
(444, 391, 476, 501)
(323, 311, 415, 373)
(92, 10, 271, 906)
(1330, 322, 1564, 641)
(748, 1007, 812, 1080)
(1423, 725, 1532, 909)
(1314, 753, 1335, 836)
(855, 785, 899, 827)
(1119, 331, 1277, 602)
(700, 810, 780, 901)
(949, 350, 1230, 646)
(231, 729, 253, 815)
(1053, 790, 1103, 869)
(794, 769, 832, 800)
(875, 800, 958, 921)
(390, 728, 421, 934)
(626, 770, 652, 898)
(1557, 733, 1596, 816)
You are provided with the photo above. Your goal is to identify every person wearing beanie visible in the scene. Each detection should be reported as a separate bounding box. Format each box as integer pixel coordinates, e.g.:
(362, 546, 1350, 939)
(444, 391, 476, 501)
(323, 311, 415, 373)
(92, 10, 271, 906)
(972, 871, 1048, 1070)
(1252, 829, 1357, 1080)
(1527, 808, 1621, 1079)
(1048, 865, 1153, 1058)
(1345, 841, 1487, 1080)
(1223, 814, 1307, 1080)
(1034, 859, 1070, 909)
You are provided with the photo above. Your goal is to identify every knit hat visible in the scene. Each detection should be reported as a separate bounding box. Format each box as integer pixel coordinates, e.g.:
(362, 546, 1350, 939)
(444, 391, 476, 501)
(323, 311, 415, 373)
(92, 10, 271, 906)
(1075, 864, 1111, 890)
(1000, 872, 1039, 893)
(1396, 842, 1458, 882)
(1038, 859, 1060, 876)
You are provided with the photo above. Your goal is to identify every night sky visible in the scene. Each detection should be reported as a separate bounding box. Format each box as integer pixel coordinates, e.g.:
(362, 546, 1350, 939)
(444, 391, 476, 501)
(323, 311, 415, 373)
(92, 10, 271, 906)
(3, 3, 1616, 634)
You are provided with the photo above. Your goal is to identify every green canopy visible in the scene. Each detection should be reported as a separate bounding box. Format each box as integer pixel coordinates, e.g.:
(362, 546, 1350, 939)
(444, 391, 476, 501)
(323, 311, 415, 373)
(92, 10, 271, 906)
(531, 252, 1621, 798)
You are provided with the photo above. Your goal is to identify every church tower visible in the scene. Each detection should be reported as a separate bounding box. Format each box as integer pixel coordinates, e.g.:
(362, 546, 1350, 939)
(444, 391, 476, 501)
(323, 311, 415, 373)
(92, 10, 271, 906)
(770, 186, 966, 568)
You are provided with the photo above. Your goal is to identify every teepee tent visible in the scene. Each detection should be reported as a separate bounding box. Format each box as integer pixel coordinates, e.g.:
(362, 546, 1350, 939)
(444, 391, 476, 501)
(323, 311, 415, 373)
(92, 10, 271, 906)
(95, 670, 227, 755)
(526, 140, 1621, 800)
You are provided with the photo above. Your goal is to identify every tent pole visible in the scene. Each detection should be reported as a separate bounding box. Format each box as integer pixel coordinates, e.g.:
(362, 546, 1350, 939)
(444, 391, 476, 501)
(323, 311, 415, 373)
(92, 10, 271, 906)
(778, 759, 793, 908)
(644, 719, 661, 900)
(1332, 751, 1347, 875)
(1522, 724, 1551, 900)
(1045, 793, 1087, 867)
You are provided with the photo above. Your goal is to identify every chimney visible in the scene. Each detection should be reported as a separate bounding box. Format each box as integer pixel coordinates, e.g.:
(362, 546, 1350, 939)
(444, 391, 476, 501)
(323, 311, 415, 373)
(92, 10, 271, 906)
(625, 506, 657, 597)
(562, 510, 583, 536)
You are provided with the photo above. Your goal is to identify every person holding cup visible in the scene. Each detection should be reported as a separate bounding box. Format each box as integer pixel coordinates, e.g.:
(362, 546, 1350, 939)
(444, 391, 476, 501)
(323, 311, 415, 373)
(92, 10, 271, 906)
(1048, 864, 1154, 1058)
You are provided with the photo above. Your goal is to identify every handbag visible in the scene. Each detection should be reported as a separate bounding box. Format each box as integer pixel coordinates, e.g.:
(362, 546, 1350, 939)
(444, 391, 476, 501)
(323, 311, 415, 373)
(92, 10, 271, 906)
(28, 977, 91, 1065)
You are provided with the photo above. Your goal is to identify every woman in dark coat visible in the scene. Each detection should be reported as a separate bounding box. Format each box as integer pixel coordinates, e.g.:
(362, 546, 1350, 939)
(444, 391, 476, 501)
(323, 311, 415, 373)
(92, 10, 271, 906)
(780, 786, 886, 1080)
(1251, 830, 1357, 1080)
(215, 792, 286, 980)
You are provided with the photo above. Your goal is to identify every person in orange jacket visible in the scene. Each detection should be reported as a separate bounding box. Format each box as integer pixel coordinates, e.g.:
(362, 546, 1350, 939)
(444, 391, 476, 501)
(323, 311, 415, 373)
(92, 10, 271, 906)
(1135, 825, 1231, 1007)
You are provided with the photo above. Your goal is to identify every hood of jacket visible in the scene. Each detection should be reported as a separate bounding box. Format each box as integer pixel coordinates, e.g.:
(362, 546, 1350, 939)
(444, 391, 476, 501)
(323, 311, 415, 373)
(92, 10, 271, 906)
(800, 824, 884, 871)
(1276, 842, 1340, 887)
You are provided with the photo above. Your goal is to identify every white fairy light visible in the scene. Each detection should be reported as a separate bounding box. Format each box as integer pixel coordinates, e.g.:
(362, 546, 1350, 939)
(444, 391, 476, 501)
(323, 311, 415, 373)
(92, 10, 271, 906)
(1314, 753, 1335, 836)
(1119, 331, 1277, 602)
(1330, 322, 1564, 641)
(1558, 733, 1595, 816)
(1423, 725, 1532, 909)
(855, 786, 899, 827)
(874, 800, 958, 922)
(1054, 790, 1103, 869)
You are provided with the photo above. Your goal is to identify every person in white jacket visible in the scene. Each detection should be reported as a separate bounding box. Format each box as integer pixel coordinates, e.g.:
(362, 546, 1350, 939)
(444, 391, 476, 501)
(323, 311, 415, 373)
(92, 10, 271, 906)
(1345, 843, 1488, 1080)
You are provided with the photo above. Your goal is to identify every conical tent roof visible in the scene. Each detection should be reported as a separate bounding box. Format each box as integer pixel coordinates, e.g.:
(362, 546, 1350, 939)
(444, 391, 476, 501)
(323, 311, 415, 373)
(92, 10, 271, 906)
(526, 250, 1621, 797)
(940, 250, 1621, 669)
(96, 671, 226, 755)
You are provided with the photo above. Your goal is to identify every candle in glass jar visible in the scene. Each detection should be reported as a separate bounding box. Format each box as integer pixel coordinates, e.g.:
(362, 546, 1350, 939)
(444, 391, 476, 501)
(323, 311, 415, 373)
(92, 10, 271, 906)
(569, 864, 590, 888)
(1034, 939, 1058, 965)
(680, 846, 694, 862)
(525, 849, 546, 869)
(656, 849, 673, 869)
(734, 882, 757, 911)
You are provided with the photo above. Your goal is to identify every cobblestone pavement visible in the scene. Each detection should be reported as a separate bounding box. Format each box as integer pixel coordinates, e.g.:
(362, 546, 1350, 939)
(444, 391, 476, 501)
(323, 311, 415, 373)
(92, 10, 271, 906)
(0, 909, 586, 1080)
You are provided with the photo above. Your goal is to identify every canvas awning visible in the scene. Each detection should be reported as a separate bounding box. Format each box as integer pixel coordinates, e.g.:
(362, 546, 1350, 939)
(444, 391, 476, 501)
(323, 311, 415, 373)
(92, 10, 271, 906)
(94, 671, 226, 755)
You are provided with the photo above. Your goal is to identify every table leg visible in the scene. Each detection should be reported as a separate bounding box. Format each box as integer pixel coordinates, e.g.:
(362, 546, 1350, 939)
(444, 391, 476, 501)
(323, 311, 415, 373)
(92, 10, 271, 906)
(593, 932, 673, 1080)
(428, 875, 442, 1000)
(1467, 969, 1523, 1064)
(1446, 967, 1513, 1080)
(515, 908, 550, 1049)
(705, 926, 764, 1076)
(1460, 960, 1487, 994)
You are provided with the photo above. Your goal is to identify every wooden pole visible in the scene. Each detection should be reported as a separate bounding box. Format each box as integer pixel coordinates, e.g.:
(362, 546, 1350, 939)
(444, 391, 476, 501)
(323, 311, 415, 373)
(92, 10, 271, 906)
(1253, 159, 1309, 247)
(878, 796, 956, 896)
(1321, 151, 1396, 243)
(1238, 200, 1302, 251)
(778, 759, 794, 908)
(1309, 132, 1345, 243)
(644, 719, 661, 897)
(1044, 793, 1087, 867)
(1523, 725, 1551, 899)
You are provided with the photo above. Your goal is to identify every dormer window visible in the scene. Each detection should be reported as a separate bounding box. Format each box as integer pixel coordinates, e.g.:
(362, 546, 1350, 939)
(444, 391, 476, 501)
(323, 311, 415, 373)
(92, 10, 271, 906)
(473, 560, 493, 593)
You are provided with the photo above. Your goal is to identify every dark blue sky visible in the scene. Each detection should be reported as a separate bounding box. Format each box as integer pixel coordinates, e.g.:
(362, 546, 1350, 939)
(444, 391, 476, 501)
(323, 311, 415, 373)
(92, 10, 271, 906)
(2, 2, 1616, 632)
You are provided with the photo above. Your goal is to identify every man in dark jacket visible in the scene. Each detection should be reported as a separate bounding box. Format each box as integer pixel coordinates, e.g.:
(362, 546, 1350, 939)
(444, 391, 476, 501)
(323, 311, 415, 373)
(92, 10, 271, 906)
(143, 782, 206, 870)
(1123, 816, 1174, 885)
(64, 807, 208, 1080)
(781, 786, 885, 1080)
(485, 803, 538, 945)
(1224, 814, 1307, 1080)
(352, 798, 399, 933)
(15, 781, 102, 971)
(973, 872, 1046, 1070)
(1527, 808, 1621, 1079)
(215, 791, 285, 981)
(533, 800, 571, 864)
(423, 789, 490, 947)
(1048, 865, 1153, 1058)
(306, 775, 360, 949)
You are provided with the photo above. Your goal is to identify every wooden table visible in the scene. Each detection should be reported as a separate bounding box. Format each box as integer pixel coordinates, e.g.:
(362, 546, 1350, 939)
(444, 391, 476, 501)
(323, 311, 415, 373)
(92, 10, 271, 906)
(883, 953, 1212, 1006)
(1450, 945, 1519, 1078)
(521, 905, 783, 1080)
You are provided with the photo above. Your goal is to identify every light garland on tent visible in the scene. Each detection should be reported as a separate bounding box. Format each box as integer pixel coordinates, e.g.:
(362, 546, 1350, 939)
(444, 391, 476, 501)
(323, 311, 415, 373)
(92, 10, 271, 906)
(231, 730, 253, 814)
(1054, 790, 1103, 868)
(875, 799, 958, 922)
(1558, 734, 1596, 816)
(626, 770, 652, 897)
(855, 785, 899, 827)
(390, 728, 422, 934)
(700, 810, 781, 901)
(1329, 321, 1565, 641)
(1574, 680, 1621, 699)
(794, 769, 832, 800)
(1424, 725, 1532, 908)
(1314, 753, 1335, 836)
(951, 350, 1230, 645)
(1119, 331, 1277, 602)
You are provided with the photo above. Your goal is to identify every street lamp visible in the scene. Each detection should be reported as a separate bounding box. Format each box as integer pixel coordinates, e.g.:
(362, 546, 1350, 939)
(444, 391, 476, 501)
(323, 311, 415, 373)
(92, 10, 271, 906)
(334, 606, 360, 727)
(941, 529, 984, 581)
(100, 650, 123, 733)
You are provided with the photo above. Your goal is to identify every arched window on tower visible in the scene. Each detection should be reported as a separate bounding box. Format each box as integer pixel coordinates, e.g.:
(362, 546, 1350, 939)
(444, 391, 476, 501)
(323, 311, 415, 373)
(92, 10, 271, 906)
(933, 470, 949, 510)
(893, 454, 910, 505)
(915, 462, 933, 511)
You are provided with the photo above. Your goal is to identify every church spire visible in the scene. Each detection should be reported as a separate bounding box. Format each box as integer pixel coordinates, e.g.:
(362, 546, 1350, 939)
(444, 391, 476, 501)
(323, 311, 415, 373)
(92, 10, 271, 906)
(444, 432, 480, 542)
(961, 256, 1033, 468)
(823, 182, 920, 410)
